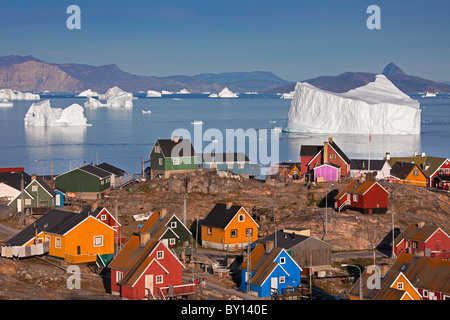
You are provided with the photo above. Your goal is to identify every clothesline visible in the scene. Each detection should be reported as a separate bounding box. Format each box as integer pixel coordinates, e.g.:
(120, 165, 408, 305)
(1, 242, 49, 259)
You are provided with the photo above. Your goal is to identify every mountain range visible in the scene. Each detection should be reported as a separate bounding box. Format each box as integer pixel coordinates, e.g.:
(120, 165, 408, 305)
(0, 55, 449, 94)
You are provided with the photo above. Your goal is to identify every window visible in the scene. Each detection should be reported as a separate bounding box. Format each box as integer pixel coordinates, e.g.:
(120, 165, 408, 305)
(238, 214, 245, 222)
(397, 282, 404, 290)
(25, 199, 31, 206)
(45, 235, 50, 243)
(173, 158, 180, 165)
(169, 238, 176, 246)
(423, 290, 428, 298)
(101, 214, 107, 221)
(101, 180, 104, 185)
(279, 276, 285, 284)
(238, 163, 245, 169)
(159, 158, 163, 166)
(207, 227, 212, 235)
(32, 185, 38, 192)
(155, 275, 163, 284)
(157, 251, 164, 259)
(230, 229, 237, 238)
(55, 237, 61, 249)
(330, 154, 336, 160)
(280, 257, 286, 264)
(155, 146, 161, 153)
(445, 168, 450, 174)
(170, 221, 177, 228)
(246, 228, 253, 237)
(228, 163, 234, 169)
(412, 241, 418, 249)
(353, 195, 358, 202)
(94, 236, 103, 247)
(413, 170, 419, 176)
(116, 271, 123, 282)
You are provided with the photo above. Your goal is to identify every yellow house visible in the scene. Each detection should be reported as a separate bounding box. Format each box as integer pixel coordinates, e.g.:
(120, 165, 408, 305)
(390, 162, 427, 187)
(200, 203, 259, 250)
(5, 209, 115, 264)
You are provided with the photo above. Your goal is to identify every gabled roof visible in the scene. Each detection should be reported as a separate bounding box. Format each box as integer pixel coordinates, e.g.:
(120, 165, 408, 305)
(155, 139, 196, 158)
(79, 165, 112, 179)
(200, 203, 258, 230)
(394, 223, 448, 246)
(387, 156, 448, 178)
(313, 162, 341, 170)
(351, 181, 389, 195)
(0, 172, 32, 191)
(6, 209, 88, 246)
(350, 159, 389, 171)
(328, 140, 351, 165)
(300, 145, 323, 157)
(334, 180, 359, 200)
(258, 230, 331, 250)
(390, 162, 422, 180)
(139, 211, 191, 240)
(96, 162, 126, 177)
(30, 177, 57, 197)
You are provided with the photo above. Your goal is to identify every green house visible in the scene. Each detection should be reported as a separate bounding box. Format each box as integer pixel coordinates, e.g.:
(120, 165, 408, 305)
(55, 165, 111, 193)
(8, 176, 56, 214)
(149, 138, 198, 179)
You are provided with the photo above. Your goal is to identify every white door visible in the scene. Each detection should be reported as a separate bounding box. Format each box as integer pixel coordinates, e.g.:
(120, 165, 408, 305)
(56, 194, 61, 206)
(270, 277, 278, 293)
(145, 274, 153, 296)
(17, 199, 22, 212)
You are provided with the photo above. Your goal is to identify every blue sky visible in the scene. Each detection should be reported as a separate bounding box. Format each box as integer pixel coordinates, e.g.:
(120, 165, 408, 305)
(0, 0, 449, 82)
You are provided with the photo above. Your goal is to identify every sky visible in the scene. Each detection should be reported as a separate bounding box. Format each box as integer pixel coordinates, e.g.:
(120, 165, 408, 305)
(0, 0, 449, 82)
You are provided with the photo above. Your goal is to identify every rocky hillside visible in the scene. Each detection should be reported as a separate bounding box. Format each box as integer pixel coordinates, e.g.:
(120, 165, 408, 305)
(94, 170, 449, 252)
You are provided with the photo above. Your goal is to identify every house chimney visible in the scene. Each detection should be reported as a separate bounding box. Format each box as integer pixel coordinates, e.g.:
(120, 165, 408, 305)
(265, 240, 274, 253)
(31, 174, 37, 181)
(414, 151, 418, 157)
(140, 232, 150, 247)
(226, 202, 232, 209)
(173, 136, 179, 143)
(160, 209, 167, 219)
(386, 152, 390, 160)
(421, 152, 426, 157)
(324, 140, 329, 162)
(417, 221, 425, 229)
(328, 137, 333, 143)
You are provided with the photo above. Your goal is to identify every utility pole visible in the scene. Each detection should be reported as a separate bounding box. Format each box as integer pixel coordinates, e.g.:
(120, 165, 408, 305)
(391, 189, 397, 260)
(247, 235, 251, 294)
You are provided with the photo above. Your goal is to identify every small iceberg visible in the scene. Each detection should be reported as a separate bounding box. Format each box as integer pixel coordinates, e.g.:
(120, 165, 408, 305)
(84, 97, 106, 108)
(422, 92, 437, 97)
(280, 91, 295, 99)
(0, 89, 40, 100)
(24, 100, 90, 127)
(161, 90, 173, 95)
(176, 88, 191, 94)
(208, 93, 219, 98)
(98, 86, 134, 108)
(146, 90, 162, 97)
(142, 110, 152, 114)
(0, 98, 13, 108)
(218, 87, 238, 98)
(77, 89, 98, 97)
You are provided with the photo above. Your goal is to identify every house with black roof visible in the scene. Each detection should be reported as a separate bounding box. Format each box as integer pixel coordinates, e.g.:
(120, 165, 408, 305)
(95, 162, 127, 187)
(149, 137, 198, 179)
(0, 169, 32, 201)
(350, 159, 391, 180)
(55, 164, 112, 193)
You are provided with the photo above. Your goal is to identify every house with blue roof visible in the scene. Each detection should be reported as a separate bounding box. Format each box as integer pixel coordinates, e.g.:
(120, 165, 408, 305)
(240, 241, 302, 297)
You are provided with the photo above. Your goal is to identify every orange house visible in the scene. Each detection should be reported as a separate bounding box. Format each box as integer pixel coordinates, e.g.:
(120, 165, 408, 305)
(201, 203, 259, 250)
(6, 209, 115, 264)
(389, 162, 427, 187)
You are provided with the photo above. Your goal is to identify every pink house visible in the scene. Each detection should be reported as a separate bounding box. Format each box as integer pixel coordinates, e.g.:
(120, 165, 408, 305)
(312, 163, 340, 182)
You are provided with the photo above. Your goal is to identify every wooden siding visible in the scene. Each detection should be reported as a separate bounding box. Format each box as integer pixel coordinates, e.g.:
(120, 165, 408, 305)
(55, 169, 110, 192)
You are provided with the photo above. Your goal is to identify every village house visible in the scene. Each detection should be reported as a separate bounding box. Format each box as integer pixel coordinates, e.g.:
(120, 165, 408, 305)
(200, 203, 259, 251)
(0, 168, 32, 201)
(55, 164, 112, 193)
(393, 222, 450, 259)
(200, 152, 260, 179)
(5, 208, 115, 263)
(7, 174, 57, 215)
(433, 175, 450, 190)
(348, 253, 450, 300)
(257, 228, 332, 269)
(350, 159, 391, 180)
(95, 162, 127, 187)
(149, 137, 198, 179)
(80, 205, 123, 246)
(109, 234, 194, 300)
(334, 179, 389, 214)
(239, 241, 302, 298)
(300, 138, 351, 182)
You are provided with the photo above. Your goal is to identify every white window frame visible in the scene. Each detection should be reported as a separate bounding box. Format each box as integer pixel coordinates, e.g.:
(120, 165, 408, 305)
(159, 158, 163, 166)
(238, 163, 245, 169)
(155, 146, 161, 153)
(397, 282, 404, 290)
(279, 276, 285, 284)
(101, 214, 107, 221)
(55, 237, 61, 249)
(25, 198, 32, 206)
(155, 275, 163, 284)
(170, 221, 177, 228)
(172, 157, 180, 166)
(280, 257, 286, 264)
(31, 185, 38, 192)
(157, 251, 164, 259)
(94, 235, 103, 247)
(423, 290, 428, 298)
(353, 194, 358, 202)
(238, 214, 245, 222)
(169, 238, 176, 245)
(230, 229, 237, 238)
(330, 154, 336, 160)
(116, 271, 123, 283)
(246, 228, 253, 237)
(228, 163, 234, 169)
(207, 227, 212, 235)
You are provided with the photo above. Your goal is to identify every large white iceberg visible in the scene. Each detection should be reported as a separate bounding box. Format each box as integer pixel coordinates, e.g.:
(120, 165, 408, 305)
(98, 86, 133, 108)
(0, 89, 40, 100)
(218, 87, 238, 98)
(286, 74, 421, 135)
(24, 100, 89, 126)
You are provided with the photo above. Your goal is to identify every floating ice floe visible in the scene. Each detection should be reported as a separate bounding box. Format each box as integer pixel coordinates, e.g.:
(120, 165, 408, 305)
(24, 100, 90, 126)
(161, 90, 173, 95)
(218, 87, 238, 98)
(0, 89, 40, 100)
(84, 97, 106, 108)
(280, 91, 295, 99)
(0, 99, 13, 108)
(146, 90, 162, 97)
(77, 89, 98, 97)
(208, 93, 219, 98)
(142, 110, 152, 114)
(176, 88, 191, 94)
(98, 86, 134, 108)
(286, 74, 421, 135)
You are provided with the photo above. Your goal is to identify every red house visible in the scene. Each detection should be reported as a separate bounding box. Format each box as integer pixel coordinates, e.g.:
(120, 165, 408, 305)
(394, 222, 450, 259)
(300, 138, 351, 181)
(109, 231, 195, 300)
(334, 180, 389, 214)
(81, 206, 123, 244)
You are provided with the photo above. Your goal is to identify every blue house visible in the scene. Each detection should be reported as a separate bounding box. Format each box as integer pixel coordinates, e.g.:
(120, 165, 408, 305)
(240, 241, 302, 297)
(200, 152, 260, 178)
(54, 189, 65, 207)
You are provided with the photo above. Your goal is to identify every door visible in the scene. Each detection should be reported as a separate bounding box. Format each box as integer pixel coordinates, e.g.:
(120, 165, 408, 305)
(270, 277, 278, 294)
(56, 194, 61, 206)
(77, 246, 81, 255)
(17, 199, 22, 212)
(145, 274, 154, 296)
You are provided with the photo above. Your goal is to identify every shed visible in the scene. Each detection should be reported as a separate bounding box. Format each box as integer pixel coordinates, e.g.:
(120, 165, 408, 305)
(55, 165, 112, 192)
(313, 162, 340, 182)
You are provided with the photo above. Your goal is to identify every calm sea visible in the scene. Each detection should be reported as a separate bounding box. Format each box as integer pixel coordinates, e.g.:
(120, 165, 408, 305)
(0, 92, 449, 177)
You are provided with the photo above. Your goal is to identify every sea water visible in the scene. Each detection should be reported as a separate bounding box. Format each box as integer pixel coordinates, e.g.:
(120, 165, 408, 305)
(0, 92, 448, 176)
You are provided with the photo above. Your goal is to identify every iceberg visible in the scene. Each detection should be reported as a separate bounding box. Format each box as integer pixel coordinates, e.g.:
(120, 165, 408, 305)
(0, 89, 40, 100)
(84, 97, 106, 108)
(146, 90, 162, 97)
(0, 99, 13, 108)
(177, 88, 191, 94)
(161, 90, 173, 95)
(24, 100, 89, 126)
(98, 86, 133, 108)
(208, 93, 219, 98)
(77, 89, 98, 97)
(219, 87, 238, 98)
(286, 74, 421, 135)
(280, 91, 295, 99)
